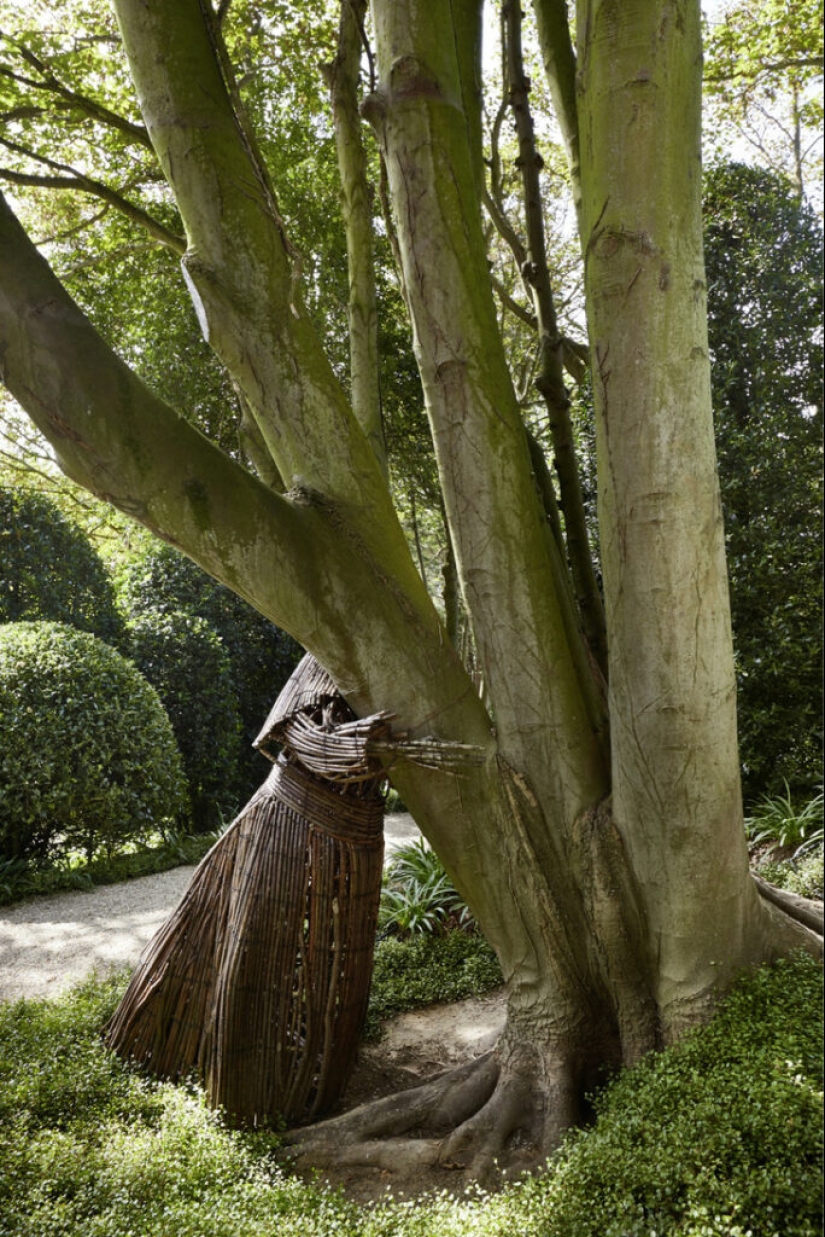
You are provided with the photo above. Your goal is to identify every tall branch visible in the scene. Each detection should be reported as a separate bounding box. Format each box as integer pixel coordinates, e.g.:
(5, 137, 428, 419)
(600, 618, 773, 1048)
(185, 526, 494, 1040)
(323, 0, 387, 477)
(367, 0, 608, 813)
(0, 136, 185, 252)
(110, 0, 393, 521)
(505, 1, 607, 678)
(0, 45, 153, 150)
(529, 0, 581, 228)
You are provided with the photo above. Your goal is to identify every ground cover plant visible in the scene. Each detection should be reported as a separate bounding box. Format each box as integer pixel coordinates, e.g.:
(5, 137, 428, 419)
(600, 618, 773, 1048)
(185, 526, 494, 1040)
(0, 954, 820, 1237)
(0, 829, 219, 907)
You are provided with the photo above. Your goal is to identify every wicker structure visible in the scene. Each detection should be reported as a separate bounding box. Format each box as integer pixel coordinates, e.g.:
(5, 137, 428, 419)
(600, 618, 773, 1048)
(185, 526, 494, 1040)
(106, 655, 389, 1126)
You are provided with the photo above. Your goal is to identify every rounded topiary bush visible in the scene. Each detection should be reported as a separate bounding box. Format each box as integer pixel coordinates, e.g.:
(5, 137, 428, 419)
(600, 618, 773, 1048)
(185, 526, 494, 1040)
(0, 621, 188, 863)
(127, 610, 242, 831)
(0, 485, 123, 647)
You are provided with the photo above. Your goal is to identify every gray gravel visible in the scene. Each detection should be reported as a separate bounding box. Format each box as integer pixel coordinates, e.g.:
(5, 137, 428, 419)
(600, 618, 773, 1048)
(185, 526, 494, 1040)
(0, 813, 421, 1005)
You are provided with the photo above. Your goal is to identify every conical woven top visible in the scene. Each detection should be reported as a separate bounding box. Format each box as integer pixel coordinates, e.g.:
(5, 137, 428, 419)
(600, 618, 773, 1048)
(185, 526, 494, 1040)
(254, 653, 343, 756)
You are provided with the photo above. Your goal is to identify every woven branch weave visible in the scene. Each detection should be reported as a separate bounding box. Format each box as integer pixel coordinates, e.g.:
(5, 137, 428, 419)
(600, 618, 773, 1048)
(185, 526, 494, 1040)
(106, 655, 386, 1126)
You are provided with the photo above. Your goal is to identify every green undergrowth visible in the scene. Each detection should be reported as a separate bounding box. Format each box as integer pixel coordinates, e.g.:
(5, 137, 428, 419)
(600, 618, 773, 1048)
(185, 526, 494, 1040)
(365, 931, 503, 1039)
(757, 846, 824, 901)
(0, 954, 820, 1237)
(0, 832, 217, 907)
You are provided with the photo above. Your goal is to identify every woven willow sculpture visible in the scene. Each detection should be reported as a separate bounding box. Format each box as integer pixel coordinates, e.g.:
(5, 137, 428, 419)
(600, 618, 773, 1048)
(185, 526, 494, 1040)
(106, 654, 389, 1126)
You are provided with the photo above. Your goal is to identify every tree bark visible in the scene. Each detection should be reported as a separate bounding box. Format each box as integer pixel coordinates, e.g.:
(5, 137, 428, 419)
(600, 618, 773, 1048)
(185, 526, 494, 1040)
(575, 0, 811, 1035)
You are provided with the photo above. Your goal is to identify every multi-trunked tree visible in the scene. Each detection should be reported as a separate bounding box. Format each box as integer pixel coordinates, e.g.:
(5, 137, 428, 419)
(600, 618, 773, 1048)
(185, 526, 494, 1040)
(0, 0, 820, 1182)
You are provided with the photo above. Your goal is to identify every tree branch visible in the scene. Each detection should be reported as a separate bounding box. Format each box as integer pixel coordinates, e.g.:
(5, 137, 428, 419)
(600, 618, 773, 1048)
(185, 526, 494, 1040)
(0, 186, 464, 741)
(490, 273, 537, 328)
(323, 0, 387, 477)
(111, 0, 390, 517)
(530, 0, 581, 228)
(0, 40, 153, 149)
(0, 136, 185, 253)
(705, 56, 824, 84)
(505, 2, 608, 678)
(368, 1, 609, 807)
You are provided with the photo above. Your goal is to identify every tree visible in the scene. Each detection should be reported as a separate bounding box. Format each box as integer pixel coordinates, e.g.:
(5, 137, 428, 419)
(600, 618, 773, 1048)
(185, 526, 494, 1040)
(705, 162, 823, 800)
(703, 0, 824, 202)
(0, 0, 821, 1181)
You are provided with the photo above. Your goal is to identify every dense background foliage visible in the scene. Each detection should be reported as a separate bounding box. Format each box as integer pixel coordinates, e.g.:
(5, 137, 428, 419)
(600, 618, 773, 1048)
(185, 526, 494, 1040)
(126, 610, 242, 832)
(0, 485, 123, 647)
(116, 541, 300, 803)
(704, 163, 823, 799)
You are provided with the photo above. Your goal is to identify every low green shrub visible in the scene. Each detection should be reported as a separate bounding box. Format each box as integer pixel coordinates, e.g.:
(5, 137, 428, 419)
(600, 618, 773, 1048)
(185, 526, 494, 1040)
(526, 952, 824, 1237)
(0, 832, 218, 907)
(0, 622, 188, 863)
(364, 931, 503, 1038)
(127, 610, 242, 831)
(0, 955, 819, 1237)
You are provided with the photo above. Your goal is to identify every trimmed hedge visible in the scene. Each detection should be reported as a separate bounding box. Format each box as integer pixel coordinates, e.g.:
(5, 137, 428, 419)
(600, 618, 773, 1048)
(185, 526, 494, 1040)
(127, 610, 242, 831)
(117, 542, 300, 799)
(0, 622, 187, 862)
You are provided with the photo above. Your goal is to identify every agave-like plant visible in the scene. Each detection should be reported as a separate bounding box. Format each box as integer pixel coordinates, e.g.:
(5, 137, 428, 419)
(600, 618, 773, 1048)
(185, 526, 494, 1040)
(745, 783, 824, 858)
(379, 838, 474, 936)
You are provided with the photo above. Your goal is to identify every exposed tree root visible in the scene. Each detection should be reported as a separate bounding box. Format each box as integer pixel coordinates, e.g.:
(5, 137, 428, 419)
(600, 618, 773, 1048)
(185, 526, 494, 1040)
(753, 872, 824, 936)
(281, 1034, 580, 1183)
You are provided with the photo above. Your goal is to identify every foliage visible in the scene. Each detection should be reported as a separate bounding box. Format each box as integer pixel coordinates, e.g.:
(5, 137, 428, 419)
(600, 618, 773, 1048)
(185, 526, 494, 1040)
(364, 931, 502, 1039)
(703, 0, 823, 197)
(379, 837, 474, 936)
(0, 829, 218, 908)
(745, 782, 824, 855)
(0, 955, 819, 1236)
(383, 787, 407, 814)
(704, 162, 824, 798)
(127, 610, 243, 831)
(759, 848, 824, 902)
(116, 541, 300, 800)
(0, 621, 187, 863)
(523, 952, 824, 1237)
(0, 484, 123, 646)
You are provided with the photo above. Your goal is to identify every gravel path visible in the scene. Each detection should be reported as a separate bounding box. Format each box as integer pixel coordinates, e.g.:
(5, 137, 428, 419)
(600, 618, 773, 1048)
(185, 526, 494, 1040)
(0, 814, 421, 1005)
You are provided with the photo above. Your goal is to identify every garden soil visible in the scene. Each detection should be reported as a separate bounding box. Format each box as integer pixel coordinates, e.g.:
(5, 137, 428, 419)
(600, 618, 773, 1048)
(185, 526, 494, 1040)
(0, 812, 507, 1203)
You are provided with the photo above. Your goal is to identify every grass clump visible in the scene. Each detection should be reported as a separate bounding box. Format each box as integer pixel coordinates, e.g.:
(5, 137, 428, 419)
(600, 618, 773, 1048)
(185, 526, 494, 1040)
(379, 838, 475, 937)
(746, 783, 824, 857)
